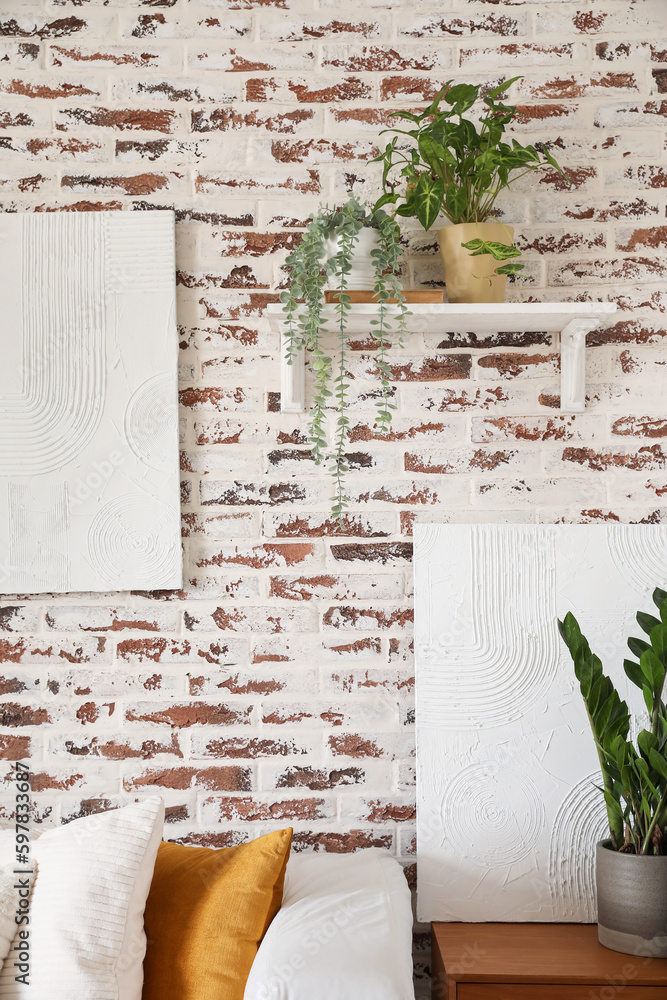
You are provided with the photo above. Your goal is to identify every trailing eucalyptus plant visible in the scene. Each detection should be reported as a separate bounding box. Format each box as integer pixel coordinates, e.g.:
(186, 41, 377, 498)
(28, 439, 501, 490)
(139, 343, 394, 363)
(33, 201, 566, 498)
(280, 196, 408, 520)
(559, 587, 667, 856)
(372, 77, 567, 278)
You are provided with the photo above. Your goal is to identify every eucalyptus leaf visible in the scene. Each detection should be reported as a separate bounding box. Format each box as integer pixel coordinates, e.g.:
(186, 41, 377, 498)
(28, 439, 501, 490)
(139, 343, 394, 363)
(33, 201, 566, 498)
(280, 195, 408, 523)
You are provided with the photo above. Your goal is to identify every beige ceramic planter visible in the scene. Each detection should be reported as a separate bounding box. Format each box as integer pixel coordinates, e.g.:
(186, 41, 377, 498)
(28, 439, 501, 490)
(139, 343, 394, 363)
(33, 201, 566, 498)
(438, 222, 514, 304)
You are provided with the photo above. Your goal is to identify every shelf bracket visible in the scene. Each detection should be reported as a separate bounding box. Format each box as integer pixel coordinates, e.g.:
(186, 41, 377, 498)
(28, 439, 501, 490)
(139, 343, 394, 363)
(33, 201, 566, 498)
(280, 332, 305, 413)
(560, 318, 601, 414)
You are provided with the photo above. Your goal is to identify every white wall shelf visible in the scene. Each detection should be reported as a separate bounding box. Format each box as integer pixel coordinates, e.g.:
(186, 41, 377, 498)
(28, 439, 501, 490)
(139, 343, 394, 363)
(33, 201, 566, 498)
(267, 301, 617, 416)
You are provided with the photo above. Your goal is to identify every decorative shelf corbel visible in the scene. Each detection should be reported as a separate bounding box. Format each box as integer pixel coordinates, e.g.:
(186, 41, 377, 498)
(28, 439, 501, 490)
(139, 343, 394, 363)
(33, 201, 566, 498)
(267, 301, 617, 416)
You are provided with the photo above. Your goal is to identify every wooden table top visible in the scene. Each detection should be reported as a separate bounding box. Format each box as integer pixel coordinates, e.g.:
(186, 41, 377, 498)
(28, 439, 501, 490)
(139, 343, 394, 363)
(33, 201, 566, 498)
(432, 923, 667, 985)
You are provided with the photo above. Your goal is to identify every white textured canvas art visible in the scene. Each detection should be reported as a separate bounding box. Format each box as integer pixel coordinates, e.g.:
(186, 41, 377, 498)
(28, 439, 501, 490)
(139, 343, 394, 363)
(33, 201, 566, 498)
(0, 210, 181, 593)
(414, 524, 667, 922)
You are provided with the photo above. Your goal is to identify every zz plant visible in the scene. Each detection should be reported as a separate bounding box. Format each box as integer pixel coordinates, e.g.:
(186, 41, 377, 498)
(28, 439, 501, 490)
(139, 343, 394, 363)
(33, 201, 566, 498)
(373, 77, 566, 277)
(280, 196, 408, 520)
(559, 587, 667, 856)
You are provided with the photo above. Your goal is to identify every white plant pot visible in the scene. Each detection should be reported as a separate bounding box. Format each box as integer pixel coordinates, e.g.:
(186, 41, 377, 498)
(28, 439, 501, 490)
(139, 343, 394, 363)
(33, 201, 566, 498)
(326, 228, 381, 291)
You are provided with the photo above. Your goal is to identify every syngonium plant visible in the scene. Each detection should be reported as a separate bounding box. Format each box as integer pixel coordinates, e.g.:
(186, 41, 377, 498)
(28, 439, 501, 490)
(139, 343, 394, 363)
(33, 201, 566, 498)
(372, 77, 567, 279)
(280, 195, 408, 521)
(559, 587, 667, 856)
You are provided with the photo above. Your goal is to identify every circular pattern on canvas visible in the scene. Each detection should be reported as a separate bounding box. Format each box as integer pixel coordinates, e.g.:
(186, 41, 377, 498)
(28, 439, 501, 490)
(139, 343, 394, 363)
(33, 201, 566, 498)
(88, 495, 179, 588)
(549, 774, 608, 921)
(442, 761, 544, 868)
(124, 374, 177, 472)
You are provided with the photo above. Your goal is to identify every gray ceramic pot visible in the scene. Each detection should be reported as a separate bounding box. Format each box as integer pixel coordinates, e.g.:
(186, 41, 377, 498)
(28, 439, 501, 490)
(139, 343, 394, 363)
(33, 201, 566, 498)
(597, 839, 667, 957)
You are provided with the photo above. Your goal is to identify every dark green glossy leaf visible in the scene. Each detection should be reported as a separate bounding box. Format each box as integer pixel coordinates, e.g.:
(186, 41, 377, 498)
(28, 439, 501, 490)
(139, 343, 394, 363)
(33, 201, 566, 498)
(624, 658, 645, 690)
(640, 648, 665, 690)
(651, 623, 667, 663)
(652, 587, 667, 611)
(637, 611, 661, 637)
(628, 636, 651, 659)
(649, 748, 667, 781)
(444, 83, 479, 114)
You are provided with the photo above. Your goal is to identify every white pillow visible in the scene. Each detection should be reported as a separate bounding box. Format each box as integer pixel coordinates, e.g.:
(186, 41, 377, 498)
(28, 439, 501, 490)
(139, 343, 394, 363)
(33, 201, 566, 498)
(244, 848, 415, 1000)
(0, 796, 164, 999)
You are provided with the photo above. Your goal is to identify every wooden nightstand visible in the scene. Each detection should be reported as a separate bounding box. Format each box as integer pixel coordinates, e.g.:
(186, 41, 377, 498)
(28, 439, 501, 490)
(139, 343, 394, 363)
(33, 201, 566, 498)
(432, 923, 667, 999)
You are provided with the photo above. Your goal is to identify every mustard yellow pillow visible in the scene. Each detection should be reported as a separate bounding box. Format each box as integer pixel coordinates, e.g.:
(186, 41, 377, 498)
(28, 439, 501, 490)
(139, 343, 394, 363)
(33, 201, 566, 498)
(142, 828, 292, 1000)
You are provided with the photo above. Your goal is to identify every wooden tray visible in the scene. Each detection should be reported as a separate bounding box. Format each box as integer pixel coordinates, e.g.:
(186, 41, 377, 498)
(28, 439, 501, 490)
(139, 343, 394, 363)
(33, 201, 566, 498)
(324, 289, 444, 304)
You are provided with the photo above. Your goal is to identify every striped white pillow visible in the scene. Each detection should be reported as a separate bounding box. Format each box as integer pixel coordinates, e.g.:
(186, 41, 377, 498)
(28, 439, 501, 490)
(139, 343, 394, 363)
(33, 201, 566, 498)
(0, 796, 164, 1000)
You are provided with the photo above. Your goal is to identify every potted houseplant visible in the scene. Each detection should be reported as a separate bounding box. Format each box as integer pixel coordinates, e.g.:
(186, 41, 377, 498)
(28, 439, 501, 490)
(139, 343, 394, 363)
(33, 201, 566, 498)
(559, 588, 667, 957)
(280, 195, 408, 520)
(373, 77, 567, 304)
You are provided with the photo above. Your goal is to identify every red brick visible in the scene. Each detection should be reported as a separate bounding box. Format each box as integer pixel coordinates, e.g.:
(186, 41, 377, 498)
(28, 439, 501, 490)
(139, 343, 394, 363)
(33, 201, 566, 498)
(345, 797, 416, 823)
(380, 77, 452, 102)
(322, 45, 449, 73)
(329, 542, 412, 564)
(616, 226, 667, 252)
(123, 765, 251, 792)
(201, 795, 331, 822)
(44, 607, 178, 633)
(0, 704, 50, 727)
(183, 605, 317, 633)
(62, 173, 174, 195)
(196, 171, 319, 195)
(194, 542, 318, 570)
(172, 831, 249, 849)
(398, 14, 525, 38)
(611, 417, 667, 438)
(270, 138, 376, 164)
(56, 107, 177, 133)
(190, 736, 310, 759)
(471, 416, 602, 443)
(0, 16, 86, 38)
(53, 734, 182, 760)
(477, 353, 560, 378)
(246, 76, 372, 102)
(517, 73, 638, 100)
(192, 108, 316, 133)
(0, 77, 100, 100)
(405, 448, 533, 475)
(187, 669, 304, 697)
(291, 830, 393, 853)
(0, 734, 32, 759)
(560, 445, 667, 473)
(269, 574, 401, 601)
(328, 732, 412, 760)
(125, 703, 252, 727)
(460, 42, 578, 67)
(355, 355, 471, 381)
(327, 669, 414, 696)
(273, 765, 364, 790)
(50, 43, 177, 70)
(264, 512, 393, 538)
(322, 606, 413, 631)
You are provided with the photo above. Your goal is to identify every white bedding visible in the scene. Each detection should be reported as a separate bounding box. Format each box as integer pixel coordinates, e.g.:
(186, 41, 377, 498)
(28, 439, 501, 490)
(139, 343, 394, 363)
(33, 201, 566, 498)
(244, 848, 415, 1000)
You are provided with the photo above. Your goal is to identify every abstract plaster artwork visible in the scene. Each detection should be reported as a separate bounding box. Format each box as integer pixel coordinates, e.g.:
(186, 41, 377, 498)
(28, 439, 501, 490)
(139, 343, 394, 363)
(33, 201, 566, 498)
(0, 210, 181, 593)
(414, 524, 667, 922)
